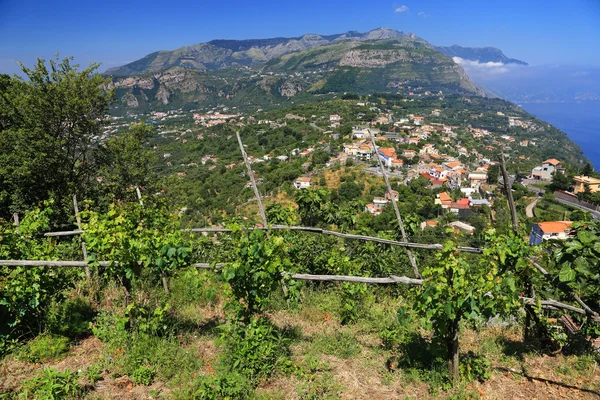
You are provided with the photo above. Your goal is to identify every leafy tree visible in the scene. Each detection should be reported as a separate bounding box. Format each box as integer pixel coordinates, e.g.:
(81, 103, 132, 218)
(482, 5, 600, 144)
(311, 149, 330, 166)
(487, 164, 499, 184)
(295, 188, 329, 226)
(95, 122, 157, 203)
(553, 220, 600, 311)
(0, 56, 113, 221)
(337, 181, 363, 202)
(581, 162, 594, 176)
(548, 171, 571, 192)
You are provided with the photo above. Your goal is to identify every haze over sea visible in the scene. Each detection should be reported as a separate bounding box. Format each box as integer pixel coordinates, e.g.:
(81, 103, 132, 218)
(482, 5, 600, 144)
(520, 102, 600, 172)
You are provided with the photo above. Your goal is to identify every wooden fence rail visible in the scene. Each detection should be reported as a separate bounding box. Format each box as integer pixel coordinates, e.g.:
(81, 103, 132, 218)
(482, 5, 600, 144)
(0, 259, 596, 320)
(43, 225, 484, 253)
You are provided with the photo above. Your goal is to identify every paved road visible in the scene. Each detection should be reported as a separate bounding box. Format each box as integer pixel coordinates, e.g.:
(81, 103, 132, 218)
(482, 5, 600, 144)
(522, 181, 600, 219)
(554, 197, 600, 219)
(525, 198, 538, 218)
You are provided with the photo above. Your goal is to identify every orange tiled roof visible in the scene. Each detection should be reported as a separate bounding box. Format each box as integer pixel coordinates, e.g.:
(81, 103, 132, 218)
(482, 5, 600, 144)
(544, 159, 561, 166)
(438, 192, 452, 202)
(538, 221, 572, 233)
(378, 148, 396, 157)
(445, 161, 461, 169)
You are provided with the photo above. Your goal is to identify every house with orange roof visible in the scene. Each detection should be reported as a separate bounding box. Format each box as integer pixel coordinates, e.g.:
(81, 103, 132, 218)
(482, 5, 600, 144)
(444, 160, 462, 170)
(365, 197, 389, 215)
(530, 221, 573, 245)
(420, 220, 438, 230)
(385, 190, 399, 202)
(294, 176, 312, 189)
(377, 147, 397, 167)
(403, 150, 417, 159)
(450, 198, 471, 217)
(435, 192, 453, 208)
(531, 159, 564, 181)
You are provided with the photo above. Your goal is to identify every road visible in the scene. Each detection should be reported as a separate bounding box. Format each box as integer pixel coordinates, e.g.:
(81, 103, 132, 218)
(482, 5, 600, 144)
(525, 198, 538, 218)
(554, 197, 600, 219)
(522, 181, 600, 219)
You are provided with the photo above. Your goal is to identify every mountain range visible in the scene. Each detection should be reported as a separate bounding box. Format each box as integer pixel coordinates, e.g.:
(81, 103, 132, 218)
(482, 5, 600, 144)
(107, 28, 526, 76)
(104, 28, 527, 113)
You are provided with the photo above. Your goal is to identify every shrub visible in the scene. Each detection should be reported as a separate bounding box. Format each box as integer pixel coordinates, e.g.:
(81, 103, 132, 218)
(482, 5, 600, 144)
(131, 365, 156, 386)
(18, 367, 83, 399)
(219, 317, 288, 384)
(15, 334, 70, 363)
(175, 372, 252, 400)
(45, 296, 95, 338)
(459, 351, 491, 382)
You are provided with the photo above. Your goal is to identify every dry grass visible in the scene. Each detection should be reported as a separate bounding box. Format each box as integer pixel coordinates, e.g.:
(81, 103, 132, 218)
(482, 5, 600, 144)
(3, 288, 599, 399)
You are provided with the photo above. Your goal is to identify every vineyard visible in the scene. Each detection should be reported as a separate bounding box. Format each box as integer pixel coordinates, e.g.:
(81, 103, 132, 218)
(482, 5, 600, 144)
(1, 135, 599, 399)
(0, 59, 599, 399)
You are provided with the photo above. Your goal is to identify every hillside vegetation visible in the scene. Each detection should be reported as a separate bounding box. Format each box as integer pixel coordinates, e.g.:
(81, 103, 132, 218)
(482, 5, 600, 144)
(1, 56, 599, 400)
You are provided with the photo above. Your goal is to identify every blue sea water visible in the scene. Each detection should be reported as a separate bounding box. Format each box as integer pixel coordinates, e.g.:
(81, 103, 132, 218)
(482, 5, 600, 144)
(520, 102, 600, 171)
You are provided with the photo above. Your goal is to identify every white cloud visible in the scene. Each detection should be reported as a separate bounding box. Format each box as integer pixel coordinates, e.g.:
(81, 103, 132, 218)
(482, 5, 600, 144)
(395, 5, 409, 13)
(453, 57, 510, 74)
(417, 11, 429, 17)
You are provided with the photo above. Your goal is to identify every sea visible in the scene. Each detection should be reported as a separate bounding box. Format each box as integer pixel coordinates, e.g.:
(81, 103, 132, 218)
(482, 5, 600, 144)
(520, 102, 600, 171)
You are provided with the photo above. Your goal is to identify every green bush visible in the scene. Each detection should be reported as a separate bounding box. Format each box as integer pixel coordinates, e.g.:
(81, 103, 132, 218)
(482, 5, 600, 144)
(459, 351, 491, 382)
(220, 317, 288, 384)
(18, 367, 83, 399)
(15, 335, 70, 363)
(45, 296, 95, 338)
(175, 372, 252, 400)
(170, 269, 218, 307)
(131, 365, 156, 386)
(92, 310, 128, 346)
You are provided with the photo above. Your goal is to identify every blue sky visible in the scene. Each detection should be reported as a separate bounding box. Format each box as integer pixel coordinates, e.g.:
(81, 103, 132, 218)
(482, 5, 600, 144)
(1, 0, 599, 75)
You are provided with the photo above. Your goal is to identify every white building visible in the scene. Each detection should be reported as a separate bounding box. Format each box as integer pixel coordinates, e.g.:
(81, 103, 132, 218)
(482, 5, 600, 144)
(294, 177, 312, 189)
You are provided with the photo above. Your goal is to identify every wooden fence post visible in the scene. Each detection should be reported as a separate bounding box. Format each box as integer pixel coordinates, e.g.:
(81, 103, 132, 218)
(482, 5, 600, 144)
(370, 135, 421, 279)
(500, 153, 519, 232)
(135, 186, 143, 206)
(13, 213, 19, 234)
(236, 132, 268, 227)
(73, 195, 91, 285)
(236, 131, 292, 299)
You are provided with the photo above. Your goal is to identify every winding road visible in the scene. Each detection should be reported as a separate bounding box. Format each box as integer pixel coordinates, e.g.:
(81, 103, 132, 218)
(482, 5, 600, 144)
(525, 198, 538, 218)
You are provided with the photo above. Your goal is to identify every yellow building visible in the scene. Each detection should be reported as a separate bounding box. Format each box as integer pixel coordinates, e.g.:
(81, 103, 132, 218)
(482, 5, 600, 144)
(573, 175, 600, 194)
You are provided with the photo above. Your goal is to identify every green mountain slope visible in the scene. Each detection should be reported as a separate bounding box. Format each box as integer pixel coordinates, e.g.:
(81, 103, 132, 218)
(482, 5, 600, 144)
(105, 28, 416, 76)
(107, 37, 481, 114)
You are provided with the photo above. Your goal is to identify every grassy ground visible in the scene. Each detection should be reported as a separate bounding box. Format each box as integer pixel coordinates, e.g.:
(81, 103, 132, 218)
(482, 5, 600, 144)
(1, 271, 599, 399)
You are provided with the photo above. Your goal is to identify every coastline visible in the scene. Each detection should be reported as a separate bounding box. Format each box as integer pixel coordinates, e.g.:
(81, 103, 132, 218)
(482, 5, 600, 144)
(520, 102, 600, 171)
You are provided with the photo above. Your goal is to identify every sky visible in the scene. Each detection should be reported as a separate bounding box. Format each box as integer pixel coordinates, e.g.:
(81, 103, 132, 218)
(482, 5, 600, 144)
(1, 0, 600, 75)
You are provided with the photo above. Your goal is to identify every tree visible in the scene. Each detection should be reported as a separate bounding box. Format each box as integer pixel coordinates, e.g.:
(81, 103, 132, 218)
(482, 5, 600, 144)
(487, 164, 499, 184)
(337, 181, 363, 202)
(548, 172, 571, 192)
(295, 188, 329, 226)
(581, 162, 594, 176)
(0, 56, 113, 221)
(311, 149, 330, 166)
(95, 122, 156, 202)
